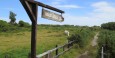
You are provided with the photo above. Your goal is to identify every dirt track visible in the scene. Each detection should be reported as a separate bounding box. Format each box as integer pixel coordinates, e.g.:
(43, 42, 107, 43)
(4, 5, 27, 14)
(76, 32, 99, 58)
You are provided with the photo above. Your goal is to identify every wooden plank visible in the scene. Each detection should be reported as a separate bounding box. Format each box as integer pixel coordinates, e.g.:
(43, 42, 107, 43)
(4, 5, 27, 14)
(42, 9, 64, 22)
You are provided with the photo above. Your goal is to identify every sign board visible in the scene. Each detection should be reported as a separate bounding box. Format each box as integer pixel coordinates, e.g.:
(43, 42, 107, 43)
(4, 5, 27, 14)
(42, 9, 64, 22)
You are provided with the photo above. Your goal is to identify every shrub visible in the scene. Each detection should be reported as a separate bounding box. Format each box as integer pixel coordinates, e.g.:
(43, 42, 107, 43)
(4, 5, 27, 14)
(0, 20, 9, 27)
(97, 30, 115, 58)
(67, 28, 94, 48)
(101, 22, 115, 30)
(18, 20, 30, 27)
(0, 20, 9, 32)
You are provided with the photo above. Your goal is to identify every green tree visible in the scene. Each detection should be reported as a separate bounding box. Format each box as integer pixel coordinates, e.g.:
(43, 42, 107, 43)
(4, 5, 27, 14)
(9, 11, 16, 24)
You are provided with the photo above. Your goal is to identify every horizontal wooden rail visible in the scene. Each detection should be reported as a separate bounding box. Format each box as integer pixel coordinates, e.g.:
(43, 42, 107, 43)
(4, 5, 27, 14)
(54, 46, 72, 58)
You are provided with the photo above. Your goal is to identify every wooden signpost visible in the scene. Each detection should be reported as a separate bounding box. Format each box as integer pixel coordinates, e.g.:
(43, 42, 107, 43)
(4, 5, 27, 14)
(20, 0, 64, 58)
(42, 9, 64, 22)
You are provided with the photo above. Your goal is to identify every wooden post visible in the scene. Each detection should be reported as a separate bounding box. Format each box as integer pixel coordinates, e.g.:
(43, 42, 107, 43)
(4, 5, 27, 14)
(68, 40, 70, 48)
(43, 53, 52, 58)
(101, 47, 104, 58)
(28, 53, 31, 58)
(70, 42, 73, 47)
(45, 54, 49, 58)
(5, 55, 8, 58)
(56, 45, 58, 58)
(30, 3, 38, 58)
(63, 46, 65, 51)
(20, 0, 38, 58)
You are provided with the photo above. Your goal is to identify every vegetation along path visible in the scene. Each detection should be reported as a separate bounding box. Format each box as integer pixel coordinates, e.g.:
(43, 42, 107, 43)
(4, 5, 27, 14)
(77, 32, 99, 58)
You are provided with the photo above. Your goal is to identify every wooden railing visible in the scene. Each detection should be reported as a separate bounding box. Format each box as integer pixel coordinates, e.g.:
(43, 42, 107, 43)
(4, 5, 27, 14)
(36, 40, 75, 58)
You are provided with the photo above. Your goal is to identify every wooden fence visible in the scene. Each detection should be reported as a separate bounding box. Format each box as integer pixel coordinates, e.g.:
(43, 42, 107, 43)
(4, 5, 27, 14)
(36, 40, 75, 58)
(3, 40, 75, 58)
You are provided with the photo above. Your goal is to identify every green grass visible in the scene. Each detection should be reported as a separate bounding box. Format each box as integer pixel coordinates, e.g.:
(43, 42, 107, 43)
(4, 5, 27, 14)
(0, 26, 96, 58)
(0, 26, 70, 58)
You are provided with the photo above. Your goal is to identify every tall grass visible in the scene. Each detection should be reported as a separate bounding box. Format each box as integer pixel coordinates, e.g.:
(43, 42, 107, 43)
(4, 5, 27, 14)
(97, 30, 115, 58)
(0, 25, 95, 58)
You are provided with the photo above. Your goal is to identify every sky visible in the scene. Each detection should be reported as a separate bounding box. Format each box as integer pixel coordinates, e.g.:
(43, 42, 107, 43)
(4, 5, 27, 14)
(0, 0, 115, 26)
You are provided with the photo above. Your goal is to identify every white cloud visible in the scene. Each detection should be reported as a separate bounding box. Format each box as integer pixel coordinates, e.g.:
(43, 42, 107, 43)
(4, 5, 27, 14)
(61, 1, 115, 26)
(39, 1, 115, 26)
(51, 0, 82, 9)
(56, 5, 82, 9)
(90, 1, 115, 20)
(92, 1, 115, 13)
(61, 14, 101, 26)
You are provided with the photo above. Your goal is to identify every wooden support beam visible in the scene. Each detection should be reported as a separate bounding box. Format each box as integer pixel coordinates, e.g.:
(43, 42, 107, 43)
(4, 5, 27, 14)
(20, 0, 37, 22)
(21, 0, 64, 13)
(20, 0, 38, 58)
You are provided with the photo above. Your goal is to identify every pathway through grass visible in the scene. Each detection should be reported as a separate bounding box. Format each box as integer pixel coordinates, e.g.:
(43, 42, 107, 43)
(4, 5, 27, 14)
(76, 32, 99, 58)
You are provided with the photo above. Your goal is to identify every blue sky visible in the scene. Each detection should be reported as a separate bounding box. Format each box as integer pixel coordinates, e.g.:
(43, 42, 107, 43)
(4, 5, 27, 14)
(0, 0, 115, 26)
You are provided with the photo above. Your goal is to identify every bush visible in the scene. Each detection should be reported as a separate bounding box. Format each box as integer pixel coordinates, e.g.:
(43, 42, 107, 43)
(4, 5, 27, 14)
(18, 20, 30, 27)
(0, 20, 9, 27)
(101, 22, 115, 30)
(97, 30, 115, 58)
(68, 28, 94, 48)
(0, 20, 31, 32)
(0, 20, 9, 32)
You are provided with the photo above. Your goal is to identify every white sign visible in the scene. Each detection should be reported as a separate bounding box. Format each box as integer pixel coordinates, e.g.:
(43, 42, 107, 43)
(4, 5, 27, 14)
(42, 9, 64, 22)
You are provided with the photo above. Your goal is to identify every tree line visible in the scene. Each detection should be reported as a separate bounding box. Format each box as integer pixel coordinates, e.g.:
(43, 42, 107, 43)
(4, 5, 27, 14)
(101, 22, 115, 30)
(0, 11, 30, 32)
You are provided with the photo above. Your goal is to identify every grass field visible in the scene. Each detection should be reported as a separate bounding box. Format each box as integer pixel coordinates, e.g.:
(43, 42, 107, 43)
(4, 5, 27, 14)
(0, 25, 96, 58)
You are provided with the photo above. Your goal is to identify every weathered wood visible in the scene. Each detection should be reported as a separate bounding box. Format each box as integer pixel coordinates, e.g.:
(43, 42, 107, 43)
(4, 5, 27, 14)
(63, 46, 65, 51)
(28, 53, 31, 58)
(36, 41, 75, 58)
(20, 0, 37, 22)
(20, 0, 38, 58)
(30, 2, 38, 58)
(55, 45, 59, 58)
(68, 40, 70, 48)
(44, 53, 53, 58)
(54, 47, 72, 58)
(42, 9, 64, 22)
(20, 0, 64, 58)
(45, 54, 49, 58)
(21, 0, 64, 13)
